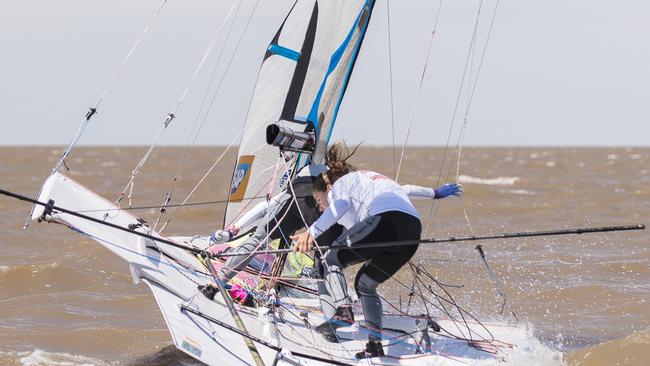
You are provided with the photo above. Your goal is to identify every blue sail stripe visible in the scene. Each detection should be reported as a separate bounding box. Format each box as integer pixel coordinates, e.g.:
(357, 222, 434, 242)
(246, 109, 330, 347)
(267, 44, 301, 61)
(307, 2, 368, 133)
(326, 1, 374, 146)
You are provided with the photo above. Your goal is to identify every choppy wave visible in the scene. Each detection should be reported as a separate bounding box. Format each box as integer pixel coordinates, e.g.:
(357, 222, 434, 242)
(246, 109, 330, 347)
(565, 329, 650, 366)
(459, 174, 520, 186)
(2, 146, 648, 366)
(0, 262, 60, 278)
(127, 345, 203, 366)
(0, 350, 113, 366)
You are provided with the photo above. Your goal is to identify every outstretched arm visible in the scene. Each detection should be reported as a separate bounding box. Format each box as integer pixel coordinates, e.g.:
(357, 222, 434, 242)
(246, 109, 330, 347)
(232, 199, 270, 231)
(210, 191, 284, 243)
(402, 183, 463, 199)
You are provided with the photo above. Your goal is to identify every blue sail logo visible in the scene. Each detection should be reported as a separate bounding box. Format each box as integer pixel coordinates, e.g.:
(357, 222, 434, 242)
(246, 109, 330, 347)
(229, 155, 255, 202)
(231, 164, 250, 193)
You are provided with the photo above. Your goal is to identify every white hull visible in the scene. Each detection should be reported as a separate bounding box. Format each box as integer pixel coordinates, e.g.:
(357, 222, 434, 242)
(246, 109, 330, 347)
(33, 173, 560, 365)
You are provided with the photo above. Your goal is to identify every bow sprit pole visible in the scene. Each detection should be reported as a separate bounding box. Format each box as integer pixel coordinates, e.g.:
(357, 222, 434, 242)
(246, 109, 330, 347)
(200, 251, 266, 366)
(216, 224, 646, 257)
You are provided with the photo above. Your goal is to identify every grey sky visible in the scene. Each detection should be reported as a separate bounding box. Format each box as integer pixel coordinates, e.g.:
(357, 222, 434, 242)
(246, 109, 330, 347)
(1, 0, 648, 146)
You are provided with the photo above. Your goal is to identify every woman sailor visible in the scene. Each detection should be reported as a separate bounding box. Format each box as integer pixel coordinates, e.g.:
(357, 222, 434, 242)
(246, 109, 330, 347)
(290, 143, 462, 359)
(208, 163, 343, 289)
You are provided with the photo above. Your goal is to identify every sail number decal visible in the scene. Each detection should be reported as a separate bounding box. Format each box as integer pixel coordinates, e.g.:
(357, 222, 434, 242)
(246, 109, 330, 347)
(230, 155, 255, 202)
(181, 337, 202, 358)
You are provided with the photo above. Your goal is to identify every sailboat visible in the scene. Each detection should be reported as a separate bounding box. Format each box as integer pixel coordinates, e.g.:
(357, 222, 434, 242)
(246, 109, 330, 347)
(16, 1, 643, 365)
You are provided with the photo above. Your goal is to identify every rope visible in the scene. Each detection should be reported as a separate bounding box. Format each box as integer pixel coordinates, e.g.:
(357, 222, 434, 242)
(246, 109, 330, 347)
(424, 0, 498, 235)
(417, 0, 513, 321)
(114, 0, 241, 210)
(7, 185, 643, 357)
(394, 0, 444, 182)
(52, 0, 170, 174)
(24, 0, 170, 229)
(157, 129, 244, 233)
(156, 0, 262, 231)
(275, 159, 501, 352)
(154, 0, 244, 230)
(179, 305, 355, 366)
(386, 0, 397, 177)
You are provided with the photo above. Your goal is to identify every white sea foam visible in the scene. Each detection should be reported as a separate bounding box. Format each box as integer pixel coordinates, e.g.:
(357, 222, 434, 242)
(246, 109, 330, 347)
(18, 349, 113, 366)
(459, 174, 520, 186)
(545, 161, 556, 167)
(507, 189, 536, 195)
(28, 262, 60, 274)
(607, 154, 618, 160)
(0, 265, 10, 273)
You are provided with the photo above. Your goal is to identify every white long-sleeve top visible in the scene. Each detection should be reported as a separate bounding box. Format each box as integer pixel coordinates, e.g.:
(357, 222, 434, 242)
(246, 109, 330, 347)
(308, 171, 435, 238)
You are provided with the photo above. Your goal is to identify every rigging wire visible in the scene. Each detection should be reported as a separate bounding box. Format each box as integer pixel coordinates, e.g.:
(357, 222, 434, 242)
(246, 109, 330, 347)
(157, 129, 244, 233)
(386, 0, 397, 177)
(113, 0, 241, 210)
(423, 0, 486, 236)
(383, 0, 496, 344)
(11, 0, 632, 358)
(156, 0, 263, 227)
(384, 262, 500, 348)
(24, 0, 170, 229)
(421, 0, 514, 320)
(243, 143, 500, 351)
(52, 0, 170, 175)
(394, 0, 444, 182)
(452, 0, 517, 320)
(179, 305, 355, 366)
(73, 193, 273, 214)
(153, 0, 244, 230)
(6, 183, 642, 354)
(273, 153, 499, 351)
(211, 151, 358, 356)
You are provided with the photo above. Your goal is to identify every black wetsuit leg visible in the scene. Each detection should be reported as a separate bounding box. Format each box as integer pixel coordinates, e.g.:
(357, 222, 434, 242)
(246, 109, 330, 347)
(322, 211, 421, 340)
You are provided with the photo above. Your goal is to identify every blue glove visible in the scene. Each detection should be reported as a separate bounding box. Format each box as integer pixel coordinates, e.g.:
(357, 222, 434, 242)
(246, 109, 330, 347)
(434, 183, 463, 199)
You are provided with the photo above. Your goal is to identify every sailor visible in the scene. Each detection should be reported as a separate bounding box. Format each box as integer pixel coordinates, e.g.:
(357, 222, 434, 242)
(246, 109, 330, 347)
(208, 163, 344, 294)
(291, 143, 462, 359)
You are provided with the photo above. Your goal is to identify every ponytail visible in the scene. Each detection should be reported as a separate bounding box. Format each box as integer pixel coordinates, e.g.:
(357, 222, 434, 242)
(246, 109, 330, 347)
(313, 142, 359, 192)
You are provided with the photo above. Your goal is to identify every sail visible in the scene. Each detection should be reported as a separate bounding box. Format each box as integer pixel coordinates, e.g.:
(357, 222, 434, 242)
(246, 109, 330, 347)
(225, 0, 376, 227)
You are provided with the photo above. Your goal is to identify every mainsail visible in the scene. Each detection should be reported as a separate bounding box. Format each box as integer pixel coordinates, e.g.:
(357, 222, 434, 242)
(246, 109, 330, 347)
(225, 0, 376, 227)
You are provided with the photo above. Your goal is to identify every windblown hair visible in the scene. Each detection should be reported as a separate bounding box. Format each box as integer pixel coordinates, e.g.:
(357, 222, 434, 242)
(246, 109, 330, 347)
(313, 142, 359, 192)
